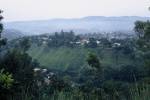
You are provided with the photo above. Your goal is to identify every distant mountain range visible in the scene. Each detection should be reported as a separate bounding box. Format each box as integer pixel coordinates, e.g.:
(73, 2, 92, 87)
(4, 16, 150, 35)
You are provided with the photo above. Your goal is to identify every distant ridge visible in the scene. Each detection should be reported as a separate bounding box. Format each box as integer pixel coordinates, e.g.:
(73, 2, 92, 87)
(4, 16, 150, 35)
(2, 29, 24, 40)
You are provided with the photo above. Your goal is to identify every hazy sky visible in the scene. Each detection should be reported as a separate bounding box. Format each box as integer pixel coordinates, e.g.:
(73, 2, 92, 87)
(0, 0, 150, 21)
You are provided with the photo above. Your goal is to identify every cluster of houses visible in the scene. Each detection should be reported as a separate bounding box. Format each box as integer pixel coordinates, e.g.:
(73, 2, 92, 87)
(32, 33, 122, 48)
(70, 39, 101, 46)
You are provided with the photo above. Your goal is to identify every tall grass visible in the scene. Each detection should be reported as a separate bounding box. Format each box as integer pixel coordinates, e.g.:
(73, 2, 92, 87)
(130, 83, 150, 100)
(8, 83, 150, 100)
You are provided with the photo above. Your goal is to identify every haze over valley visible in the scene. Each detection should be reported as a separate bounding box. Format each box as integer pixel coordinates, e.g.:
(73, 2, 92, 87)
(4, 16, 150, 35)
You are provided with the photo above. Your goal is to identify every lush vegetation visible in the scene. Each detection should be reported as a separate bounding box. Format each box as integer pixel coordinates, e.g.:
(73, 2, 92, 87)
(1, 10, 150, 100)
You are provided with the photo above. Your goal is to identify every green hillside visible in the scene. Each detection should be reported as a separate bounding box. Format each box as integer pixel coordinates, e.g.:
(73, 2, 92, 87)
(28, 44, 133, 70)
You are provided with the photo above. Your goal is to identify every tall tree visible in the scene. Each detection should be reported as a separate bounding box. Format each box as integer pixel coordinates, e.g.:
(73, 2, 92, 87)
(0, 10, 6, 47)
(0, 10, 14, 100)
(134, 20, 150, 76)
(0, 10, 3, 38)
(134, 21, 146, 38)
(86, 52, 101, 71)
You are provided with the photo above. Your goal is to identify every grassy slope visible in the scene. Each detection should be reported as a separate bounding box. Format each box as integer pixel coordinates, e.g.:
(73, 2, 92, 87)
(28, 44, 133, 70)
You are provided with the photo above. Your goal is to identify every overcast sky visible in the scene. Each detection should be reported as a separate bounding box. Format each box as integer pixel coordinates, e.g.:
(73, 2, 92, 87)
(0, 0, 150, 22)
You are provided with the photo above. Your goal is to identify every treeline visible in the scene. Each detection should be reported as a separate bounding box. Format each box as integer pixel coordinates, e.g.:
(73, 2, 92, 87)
(26, 30, 135, 49)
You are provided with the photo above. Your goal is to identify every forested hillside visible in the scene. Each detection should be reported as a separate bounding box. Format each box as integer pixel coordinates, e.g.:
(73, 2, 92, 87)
(27, 33, 138, 71)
